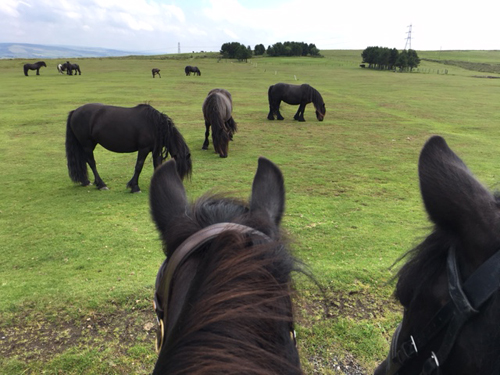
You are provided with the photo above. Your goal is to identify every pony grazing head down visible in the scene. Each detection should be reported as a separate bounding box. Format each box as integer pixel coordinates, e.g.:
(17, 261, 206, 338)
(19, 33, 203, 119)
(375, 136, 500, 375)
(149, 157, 302, 375)
(312, 88, 326, 121)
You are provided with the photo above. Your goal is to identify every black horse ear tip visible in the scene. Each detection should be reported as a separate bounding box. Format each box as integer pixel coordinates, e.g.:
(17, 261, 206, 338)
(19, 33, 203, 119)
(424, 135, 448, 147)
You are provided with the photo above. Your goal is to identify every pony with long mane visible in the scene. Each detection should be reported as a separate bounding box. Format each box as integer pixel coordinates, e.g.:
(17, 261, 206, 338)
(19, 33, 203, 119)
(64, 61, 81, 75)
(375, 136, 500, 375)
(152, 68, 161, 78)
(149, 157, 302, 374)
(202, 88, 237, 158)
(23, 61, 47, 76)
(65, 103, 191, 193)
(185, 65, 201, 76)
(267, 83, 326, 122)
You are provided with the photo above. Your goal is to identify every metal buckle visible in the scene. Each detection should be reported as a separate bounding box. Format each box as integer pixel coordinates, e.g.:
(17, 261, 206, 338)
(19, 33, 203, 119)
(397, 335, 418, 364)
(155, 319, 164, 354)
(430, 351, 439, 368)
(422, 351, 440, 375)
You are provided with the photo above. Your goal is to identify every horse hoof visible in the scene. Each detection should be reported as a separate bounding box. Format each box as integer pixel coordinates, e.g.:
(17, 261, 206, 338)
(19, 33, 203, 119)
(99, 186, 109, 191)
(132, 190, 142, 193)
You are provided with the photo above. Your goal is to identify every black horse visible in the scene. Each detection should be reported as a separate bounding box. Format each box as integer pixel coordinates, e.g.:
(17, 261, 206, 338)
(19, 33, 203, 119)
(23, 61, 47, 76)
(202, 88, 237, 158)
(150, 157, 302, 374)
(65, 103, 192, 193)
(267, 83, 326, 122)
(185, 65, 201, 76)
(64, 61, 81, 75)
(375, 136, 500, 375)
(152, 68, 161, 78)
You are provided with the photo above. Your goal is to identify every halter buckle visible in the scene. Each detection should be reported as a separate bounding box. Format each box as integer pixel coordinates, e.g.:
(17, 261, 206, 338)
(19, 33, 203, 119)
(421, 351, 440, 375)
(396, 335, 418, 364)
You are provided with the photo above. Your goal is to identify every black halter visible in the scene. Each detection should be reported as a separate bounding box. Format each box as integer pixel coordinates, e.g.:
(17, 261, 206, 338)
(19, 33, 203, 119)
(385, 247, 500, 375)
(153, 222, 279, 354)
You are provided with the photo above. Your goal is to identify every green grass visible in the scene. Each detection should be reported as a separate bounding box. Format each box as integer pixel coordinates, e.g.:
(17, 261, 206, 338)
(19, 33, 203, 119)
(1, 50, 500, 374)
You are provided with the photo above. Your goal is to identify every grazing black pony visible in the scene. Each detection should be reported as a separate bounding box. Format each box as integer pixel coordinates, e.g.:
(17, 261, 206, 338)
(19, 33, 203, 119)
(65, 103, 191, 193)
(267, 83, 326, 122)
(202, 88, 237, 158)
(23, 61, 47, 76)
(185, 65, 201, 76)
(152, 68, 161, 78)
(375, 136, 500, 375)
(150, 157, 302, 374)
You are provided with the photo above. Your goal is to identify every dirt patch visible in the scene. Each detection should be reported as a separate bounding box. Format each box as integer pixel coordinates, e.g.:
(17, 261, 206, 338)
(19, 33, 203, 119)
(0, 309, 157, 361)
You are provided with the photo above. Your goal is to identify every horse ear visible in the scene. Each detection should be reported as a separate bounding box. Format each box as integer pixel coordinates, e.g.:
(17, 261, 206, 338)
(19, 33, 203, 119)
(149, 159, 188, 242)
(418, 136, 500, 250)
(250, 157, 285, 226)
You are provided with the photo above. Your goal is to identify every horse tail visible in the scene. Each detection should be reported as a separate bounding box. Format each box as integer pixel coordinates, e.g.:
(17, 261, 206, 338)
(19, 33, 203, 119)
(65, 110, 89, 184)
(205, 94, 231, 156)
(147, 106, 192, 180)
(23, 64, 28, 76)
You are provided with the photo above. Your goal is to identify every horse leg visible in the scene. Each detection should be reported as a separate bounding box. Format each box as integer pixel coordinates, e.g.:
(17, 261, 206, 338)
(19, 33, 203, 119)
(276, 100, 284, 120)
(127, 149, 149, 193)
(294, 104, 306, 121)
(84, 149, 108, 190)
(36, 68, 40, 75)
(202, 121, 210, 150)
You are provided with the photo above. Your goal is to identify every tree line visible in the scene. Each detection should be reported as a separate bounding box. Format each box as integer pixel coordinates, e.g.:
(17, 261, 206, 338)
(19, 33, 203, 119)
(361, 46, 421, 71)
(220, 41, 321, 61)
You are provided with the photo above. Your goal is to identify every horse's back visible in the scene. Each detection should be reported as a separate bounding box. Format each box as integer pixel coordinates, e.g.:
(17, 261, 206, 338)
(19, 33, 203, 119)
(203, 90, 232, 119)
(70, 104, 155, 152)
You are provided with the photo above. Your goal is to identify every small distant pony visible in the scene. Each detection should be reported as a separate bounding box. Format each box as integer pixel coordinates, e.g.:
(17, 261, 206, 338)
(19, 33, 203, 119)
(23, 61, 47, 76)
(57, 63, 66, 74)
(65, 61, 81, 75)
(185, 66, 201, 76)
(202, 88, 237, 158)
(267, 83, 326, 122)
(152, 68, 161, 78)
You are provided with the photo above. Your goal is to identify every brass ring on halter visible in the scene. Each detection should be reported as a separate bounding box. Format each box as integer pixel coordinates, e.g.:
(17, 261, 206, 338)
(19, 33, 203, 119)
(155, 319, 164, 354)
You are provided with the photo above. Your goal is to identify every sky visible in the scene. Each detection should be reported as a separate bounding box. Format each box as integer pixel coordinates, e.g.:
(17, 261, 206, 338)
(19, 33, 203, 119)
(1, 0, 499, 53)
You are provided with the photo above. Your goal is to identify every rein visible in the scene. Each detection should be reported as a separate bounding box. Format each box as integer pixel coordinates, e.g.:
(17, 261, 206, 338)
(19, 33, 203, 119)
(153, 222, 274, 354)
(386, 246, 500, 375)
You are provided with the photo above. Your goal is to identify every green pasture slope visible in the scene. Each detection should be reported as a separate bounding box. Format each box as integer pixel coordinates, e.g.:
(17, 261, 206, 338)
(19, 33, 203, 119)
(1, 50, 500, 374)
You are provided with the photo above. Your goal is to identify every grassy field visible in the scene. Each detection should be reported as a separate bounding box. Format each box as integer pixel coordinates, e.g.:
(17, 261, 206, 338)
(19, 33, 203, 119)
(1, 49, 500, 374)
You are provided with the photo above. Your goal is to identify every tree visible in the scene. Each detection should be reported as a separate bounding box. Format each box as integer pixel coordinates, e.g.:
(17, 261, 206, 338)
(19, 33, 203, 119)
(254, 44, 265, 55)
(407, 49, 421, 71)
(235, 45, 252, 62)
(220, 42, 244, 58)
(396, 50, 409, 71)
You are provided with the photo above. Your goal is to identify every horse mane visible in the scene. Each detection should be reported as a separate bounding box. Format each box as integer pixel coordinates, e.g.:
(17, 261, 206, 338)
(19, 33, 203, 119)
(155, 194, 303, 375)
(394, 229, 452, 307)
(309, 86, 324, 112)
(142, 104, 192, 179)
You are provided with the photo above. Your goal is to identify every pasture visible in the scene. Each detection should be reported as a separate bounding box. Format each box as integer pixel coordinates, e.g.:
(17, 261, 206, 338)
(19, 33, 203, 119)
(1, 50, 500, 374)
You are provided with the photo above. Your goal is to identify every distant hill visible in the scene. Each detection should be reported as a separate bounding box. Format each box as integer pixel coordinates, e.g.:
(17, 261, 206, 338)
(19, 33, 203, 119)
(0, 43, 148, 59)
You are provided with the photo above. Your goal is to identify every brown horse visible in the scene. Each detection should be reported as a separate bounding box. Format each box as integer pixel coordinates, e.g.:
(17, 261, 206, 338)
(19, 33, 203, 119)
(202, 88, 237, 158)
(150, 157, 302, 374)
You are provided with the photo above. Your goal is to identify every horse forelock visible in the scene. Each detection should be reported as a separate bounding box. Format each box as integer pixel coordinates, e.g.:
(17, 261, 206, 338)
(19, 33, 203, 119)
(155, 196, 301, 374)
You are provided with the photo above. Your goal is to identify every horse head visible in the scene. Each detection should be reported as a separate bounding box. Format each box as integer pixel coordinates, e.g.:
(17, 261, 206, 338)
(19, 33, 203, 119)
(375, 136, 500, 375)
(149, 157, 301, 374)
